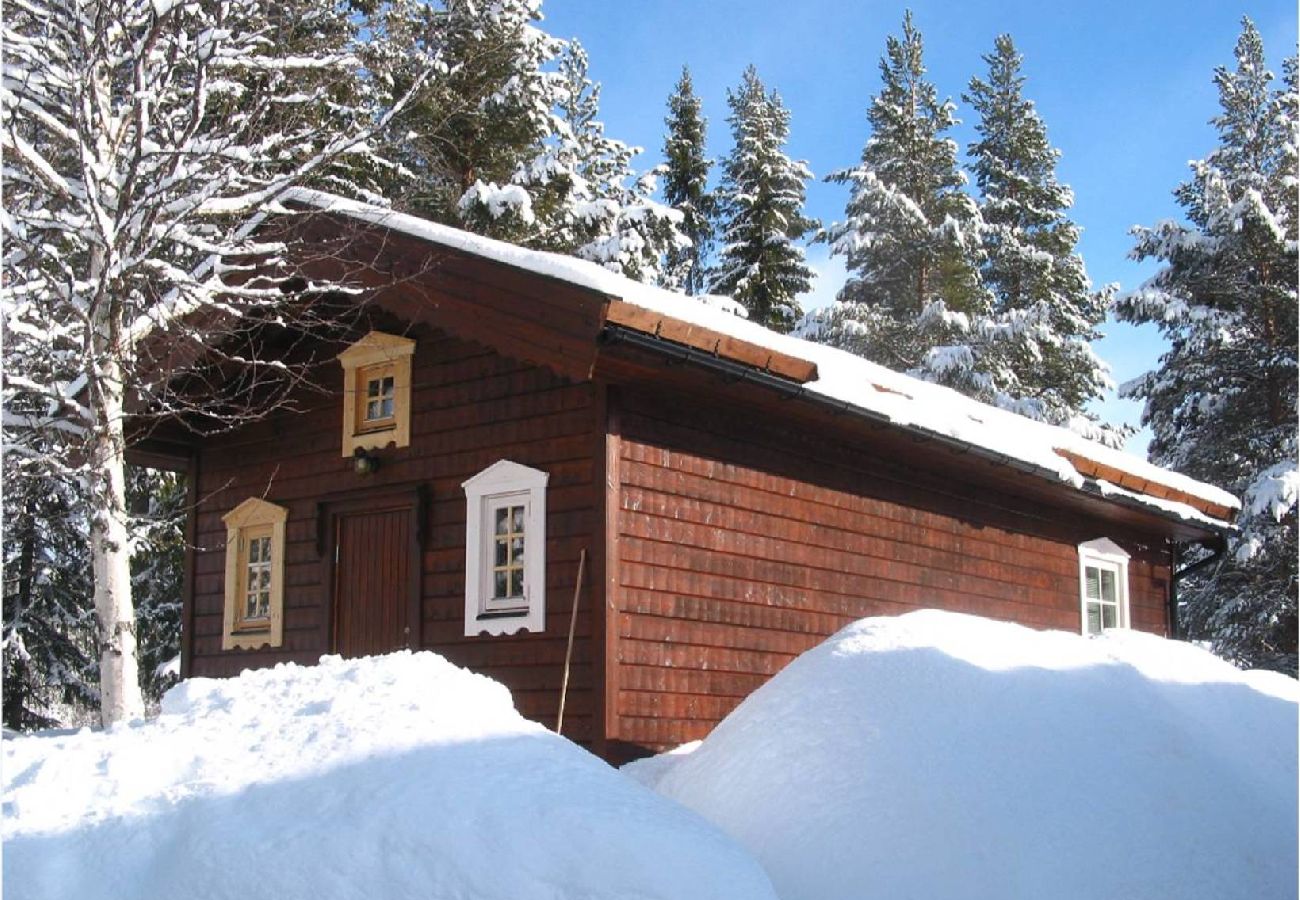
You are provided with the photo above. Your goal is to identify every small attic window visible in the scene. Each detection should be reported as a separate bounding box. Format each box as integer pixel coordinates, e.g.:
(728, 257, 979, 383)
(338, 331, 415, 457)
(1078, 538, 1131, 636)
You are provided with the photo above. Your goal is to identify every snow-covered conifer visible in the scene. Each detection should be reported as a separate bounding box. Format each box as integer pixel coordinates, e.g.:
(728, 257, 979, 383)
(2, 0, 435, 723)
(2, 461, 98, 730)
(128, 469, 186, 705)
(662, 67, 715, 293)
(964, 35, 1122, 444)
(451, 34, 685, 281)
(807, 12, 987, 376)
(1118, 20, 1298, 673)
(709, 66, 816, 331)
(398, 0, 564, 235)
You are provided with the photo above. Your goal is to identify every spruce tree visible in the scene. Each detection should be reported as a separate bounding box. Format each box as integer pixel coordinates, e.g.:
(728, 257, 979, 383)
(2, 465, 98, 730)
(662, 67, 715, 294)
(808, 12, 987, 376)
(1118, 20, 1298, 673)
(965, 35, 1120, 443)
(710, 66, 816, 331)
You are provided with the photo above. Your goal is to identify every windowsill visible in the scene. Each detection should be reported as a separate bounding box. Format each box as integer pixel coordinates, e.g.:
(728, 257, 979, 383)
(356, 423, 397, 436)
(476, 609, 530, 621)
(232, 623, 271, 634)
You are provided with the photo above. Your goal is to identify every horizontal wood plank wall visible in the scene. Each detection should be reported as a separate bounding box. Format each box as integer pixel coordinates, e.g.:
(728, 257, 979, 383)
(189, 325, 600, 744)
(613, 387, 1171, 754)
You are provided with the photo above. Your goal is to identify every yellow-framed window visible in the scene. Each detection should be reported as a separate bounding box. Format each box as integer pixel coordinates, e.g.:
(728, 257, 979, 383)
(356, 362, 397, 433)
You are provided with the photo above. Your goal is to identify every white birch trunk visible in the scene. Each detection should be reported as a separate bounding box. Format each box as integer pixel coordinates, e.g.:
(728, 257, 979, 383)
(88, 404, 144, 726)
(87, 241, 145, 726)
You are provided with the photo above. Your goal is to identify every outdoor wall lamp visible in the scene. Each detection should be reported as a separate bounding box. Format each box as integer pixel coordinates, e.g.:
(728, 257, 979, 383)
(353, 447, 380, 476)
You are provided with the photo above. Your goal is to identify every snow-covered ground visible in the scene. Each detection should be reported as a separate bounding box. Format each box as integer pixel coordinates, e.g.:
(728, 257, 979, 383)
(2, 652, 777, 900)
(631, 610, 1299, 900)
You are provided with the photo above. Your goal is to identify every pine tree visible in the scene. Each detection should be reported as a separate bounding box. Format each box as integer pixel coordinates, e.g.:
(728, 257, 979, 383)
(391, 8, 685, 283)
(710, 66, 816, 331)
(808, 12, 986, 376)
(662, 67, 715, 294)
(376, 0, 562, 231)
(1118, 20, 1298, 674)
(964, 35, 1122, 444)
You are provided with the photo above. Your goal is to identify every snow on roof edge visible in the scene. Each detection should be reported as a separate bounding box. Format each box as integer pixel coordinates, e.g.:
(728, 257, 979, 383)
(279, 189, 1239, 523)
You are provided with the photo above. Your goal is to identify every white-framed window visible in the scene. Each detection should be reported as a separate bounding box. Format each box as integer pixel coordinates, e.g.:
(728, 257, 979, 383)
(463, 460, 548, 636)
(221, 497, 288, 650)
(1077, 538, 1131, 636)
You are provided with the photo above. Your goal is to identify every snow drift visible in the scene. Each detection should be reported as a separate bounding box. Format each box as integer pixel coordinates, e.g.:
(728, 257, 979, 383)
(641, 610, 1299, 900)
(2, 652, 777, 900)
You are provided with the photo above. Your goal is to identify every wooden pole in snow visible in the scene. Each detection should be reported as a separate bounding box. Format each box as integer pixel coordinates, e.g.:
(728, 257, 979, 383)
(556, 548, 586, 735)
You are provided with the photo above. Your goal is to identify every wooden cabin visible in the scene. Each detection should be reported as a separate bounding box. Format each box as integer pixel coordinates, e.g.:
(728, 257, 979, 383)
(135, 191, 1237, 763)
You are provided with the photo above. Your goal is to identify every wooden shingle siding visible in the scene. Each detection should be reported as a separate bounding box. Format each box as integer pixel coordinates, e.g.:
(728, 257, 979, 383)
(188, 326, 603, 744)
(612, 387, 1170, 754)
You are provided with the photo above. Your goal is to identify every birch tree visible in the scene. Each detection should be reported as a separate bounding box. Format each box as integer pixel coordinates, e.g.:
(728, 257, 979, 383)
(1, 0, 436, 723)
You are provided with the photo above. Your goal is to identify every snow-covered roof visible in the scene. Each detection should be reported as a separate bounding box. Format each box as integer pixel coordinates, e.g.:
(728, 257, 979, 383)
(282, 189, 1239, 529)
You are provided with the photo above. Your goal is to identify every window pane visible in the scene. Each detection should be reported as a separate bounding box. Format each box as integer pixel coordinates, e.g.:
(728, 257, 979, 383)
(1086, 604, 1102, 635)
(511, 506, 525, 534)
(381, 376, 394, 395)
(493, 570, 508, 599)
(1084, 567, 1101, 600)
(1102, 603, 1117, 628)
(1099, 569, 1117, 602)
(510, 568, 524, 598)
(511, 536, 524, 564)
(494, 507, 509, 535)
(380, 397, 394, 417)
(246, 594, 258, 618)
(367, 379, 381, 398)
(494, 539, 508, 567)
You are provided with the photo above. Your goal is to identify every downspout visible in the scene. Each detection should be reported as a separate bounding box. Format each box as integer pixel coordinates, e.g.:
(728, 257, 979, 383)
(1169, 538, 1228, 640)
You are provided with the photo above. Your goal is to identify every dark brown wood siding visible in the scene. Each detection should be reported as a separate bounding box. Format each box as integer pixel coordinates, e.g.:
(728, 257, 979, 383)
(611, 387, 1171, 755)
(188, 325, 602, 744)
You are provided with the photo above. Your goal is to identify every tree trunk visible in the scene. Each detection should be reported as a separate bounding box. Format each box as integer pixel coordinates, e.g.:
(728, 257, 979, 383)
(88, 360, 144, 725)
(86, 238, 145, 725)
(88, 356, 144, 726)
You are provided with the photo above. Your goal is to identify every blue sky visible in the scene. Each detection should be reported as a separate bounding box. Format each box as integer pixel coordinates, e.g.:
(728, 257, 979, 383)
(544, 0, 1297, 453)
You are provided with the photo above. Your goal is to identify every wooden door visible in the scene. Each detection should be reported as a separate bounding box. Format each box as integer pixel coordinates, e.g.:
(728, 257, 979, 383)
(333, 505, 416, 658)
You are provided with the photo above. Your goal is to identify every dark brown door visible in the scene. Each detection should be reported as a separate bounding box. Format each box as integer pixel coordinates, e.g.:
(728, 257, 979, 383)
(333, 506, 415, 657)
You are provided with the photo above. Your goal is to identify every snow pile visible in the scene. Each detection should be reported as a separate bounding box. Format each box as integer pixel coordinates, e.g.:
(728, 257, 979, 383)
(642, 611, 1298, 900)
(281, 189, 1237, 524)
(3, 652, 777, 900)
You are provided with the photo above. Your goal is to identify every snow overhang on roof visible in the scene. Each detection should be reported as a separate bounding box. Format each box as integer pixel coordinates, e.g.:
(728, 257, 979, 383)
(278, 189, 1240, 533)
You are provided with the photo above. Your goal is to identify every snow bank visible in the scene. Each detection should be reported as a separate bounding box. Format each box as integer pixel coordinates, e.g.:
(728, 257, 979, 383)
(3, 652, 776, 900)
(645, 611, 1298, 900)
(281, 189, 1237, 523)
